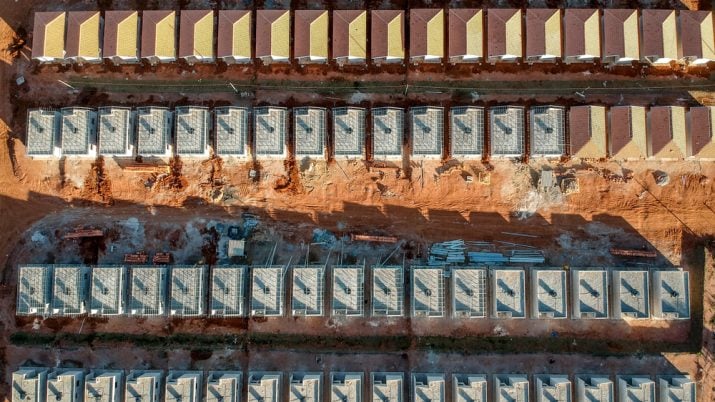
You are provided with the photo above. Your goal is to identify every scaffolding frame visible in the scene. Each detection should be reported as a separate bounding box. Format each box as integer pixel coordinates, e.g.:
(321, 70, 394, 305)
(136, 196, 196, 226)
(372, 266, 404, 317)
(175, 106, 210, 156)
(128, 266, 168, 316)
(51, 264, 89, 316)
(331, 372, 363, 402)
(98, 106, 134, 156)
(572, 269, 609, 319)
(294, 107, 327, 158)
(169, 265, 207, 316)
(214, 107, 250, 156)
(60, 107, 96, 156)
(136, 107, 172, 157)
(17, 265, 53, 316)
(410, 107, 444, 158)
(333, 107, 366, 158)
(491, 269, 526, 318)
(254, 107, 287, 157)
(452, 268, 487, 318)
(530, 106, 566, 157)
(372, 107, 404, 160)
(452, 375, 487, 402)
(613, 270, 650, 319)
(490, 106, 525, 157)
(292, 265, 326, 316)
(450, 107, 484, 158)
(331, 264, 365, 317)
(210, 266, 246, 317)
(27, 109, 60, 157)
(90, 265, 126, 316)
(251, 265, 288, 316)
(533, 269, 567, 319)
(411, 267, 445, 317)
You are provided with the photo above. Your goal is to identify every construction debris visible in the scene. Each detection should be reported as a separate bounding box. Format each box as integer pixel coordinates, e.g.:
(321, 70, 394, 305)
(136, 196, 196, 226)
(63, 227, 103, 239)
(610, 248, 657, 258)
(152, 252, 171, 264)
(428, 240, 466, 265)
(351, 234, 398, 243)
(124, 252, 149, 264)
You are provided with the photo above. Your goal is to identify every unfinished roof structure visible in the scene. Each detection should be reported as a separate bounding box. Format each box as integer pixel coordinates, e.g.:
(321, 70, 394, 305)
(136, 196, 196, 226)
(256, 10, 290, 64)
(214, 106, 249, 157)
(530, 106, 566, 157)
(412, 374, 444, 402)
(289, 373, 322, 402)
(128, 265, 168, 316)
(32, 12, 66, 62)
(12, 368, 48, 402)
(410, 9, 444, 63)
(680, 11, 715, 64)
(206, 372, 242, 402)
(372, 373, 403, 402)
(371, 10, 405, 64)
(494, 375, 529, 402)
(411, 266, 445, 317)
(448, 9, 484, 63)
(332, 264, 365, 316)
(602, 9, 640, 64)
(333, 107, 366, 158)
(85, 371, 123, 402)
(410, 107, 444, 158)
(294, 10, 329, 64)
(141, 10, 177, 64)
(490, 106, 525, 157)
(294, 107, 327, 158)
(60, 107, 97, 157)
(648, 106, 687, 159)
(65, 11, 101, 63)
(652, 270, 690, 319)
(292, 265, 325, 316)
(487, 9, 523, 63)
(372, 266, 404, 316)
(331, 373, 363, 402)
(175, 106, 210, 157)
(103, 11, 139, 64)
(254, 107, 287, 158)
(641, 10, 679, 65)
(535, 375, 571, 402)
(532, 269, 567, 319)
(688, 106, 715, 159)
(450, 106, 484, 158)
(47, 369, 85, 402)
(525, 9, 562, 62)
(609, 106, 647, 160)
(613, 270, 650, 319)
(136, 107, 173, 157)
(169, 265, 207, 316)
(575, 376, 613, 402)
(372, 107, 404, 160)
(247, 373, 282, 402)
(569, 106, 607, 159)
(658, 376, 696, 402)
(491, 268, 526, 318)
(165, 371, 202, 402)
(217, 10, 252, 63)
(251, 265, 288, 316)
(26, 109, 61, 158)
(179, 10, 215, 63)
(210, 266, 246, 317)
(17, 265, 53, 316)
(126, 371, 163, 402)
(51, 265, 89, 316)
(453, 375, 487, 402)
(333, 10, 367, 65)
(452, 268, 487, 318)
(98, 107, 134, 156)
(563, 9, 600, 63)
(616, 376, 655, 402)
(571, 269, 609, 319)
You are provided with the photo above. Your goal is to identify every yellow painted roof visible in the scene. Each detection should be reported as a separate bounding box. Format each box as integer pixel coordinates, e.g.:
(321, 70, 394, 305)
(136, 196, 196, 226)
(701, 15, 715, 59)
(505, 11, 522, 57)
(544, 11, 561, 57)
(44, 13, 65, 58)
(271, 11, 290, 58)
(78, 12, 100, 58)
(387, 14, 404, 58)
(155, 12, 176, 58)
(662, 11, 677, 60)
(348, 11, 366, 59)
(193, 12, 214, 58)
(465, 10, 483, 57)
(310, 11, 328, 58)
(232, 13, 251, 58)
(116, 12, 138, 58)
(583, 11, 600, 57)
(623, 11, 639, 59)
(426, 10, 444, 57)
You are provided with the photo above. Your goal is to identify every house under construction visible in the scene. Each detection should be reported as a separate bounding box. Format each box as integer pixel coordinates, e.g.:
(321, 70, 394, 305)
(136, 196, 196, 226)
(214, 107, 250, 157)
(372, 373, 403, 402)
(128, 265, 168, 316)
(372, 107, 404, 160)
(372, 266, 404, 317)
(410, 107, 444, 159)
(47, 369, 85, 402)
(658, 376, 696, 402)
(125, 371, 164, 402)
(294, 107, 327, 159)
(254, 107, 287, 158)
(165, 371, 203, 402)
(333, 107, 366, 159)
(452, 268, 487, 318)
(98, 107, 134, 157)
(26, 109, 61, 158)
(452, 375, 487, 402)
(575, 375, 613, 402)
(210, 266, 246, 317)
(490, 106, 525, 157)
(535, 375, 571, 402)
(247, 372, 282, 402)
(206, 372, 242, 402)
(292, 265, 326, 316)
(494, 375, 528, 402)
(51, 264, 89, 316)
(531, 269, 567, 319)
(530, 106, 566, 158)
(85, 370, 123, 402)
(175, 106, 211, 157)
(136, 107, 173, 158)
(491, 268, 526, 318)
(17, 265, 53, 316)
(412, 374, 445, 402)
(411, 266, 445, 317)
(332, 264, 365, 316)
(289, 373, 322, 402)
(571, 269, 609, 319)
(616, 376, 655, 402)
(12, 368, 48, 402)
(613, 270, 650, 319)
(169, 265, 207, 317)
(251, 265, 288, 316)
(652, 270, 690, 319)
(60, 107, 97, 157)
(450, 106, 484, 158)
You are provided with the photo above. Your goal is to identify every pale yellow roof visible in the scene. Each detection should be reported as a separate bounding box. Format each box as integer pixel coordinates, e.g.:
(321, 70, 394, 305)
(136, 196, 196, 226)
(701, 15, 715, 59)
(44, 13, 66, 58)
(116, 12, 138, 58)
(155, 12, 176, 58)
(623, 11, 639, 59)
(583, 11, 600, 57)
(310, 11, 328, 58)
(652, 107, 686, 159)
(232, 13, 251, 58)
(465, 10, 483, 58)
(505, 11, 522, 57)
(661, 11, 677, 60)
(387, 14, 404, 59)
(78, 12, 100, 58)
(193, 12, 214, 58)
(544, 11, 561, 57)
(426, 10, 444, 57)
(575, 106, 607, 158)
(614, 106, 647, 159)
(271, 11, 290, 58)
(348, 11, 366, 59)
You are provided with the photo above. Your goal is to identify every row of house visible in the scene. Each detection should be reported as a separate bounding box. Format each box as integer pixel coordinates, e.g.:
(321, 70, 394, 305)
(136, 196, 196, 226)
(16, 264, 689, 321)
(26, 105, 715, 160)
(32, 9, 715, 66)
(11, 367, 696, 402)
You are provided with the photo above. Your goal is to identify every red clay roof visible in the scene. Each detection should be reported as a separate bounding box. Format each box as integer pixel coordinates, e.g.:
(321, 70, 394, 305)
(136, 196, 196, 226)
(603, 9, 636, 58)
(410, 9, 441, 58)
(32, 11, 65, 59)
(648, 106, 673, 155)
(563, 9, 598, 58)
(448, 9, 481, 59)
(65, 11, 97, 58)
(525, 9, 558, 58)
(217, 10, 251, 58)
(689, 107, 713, 156)
(255, 10, 288, 59)
(569, 106, 591, 155)
(641, 9, 671, 59)
(487, 8, 520, 58)
(371, 10, 404, 59)
(294, 10, 326, 60)
(141, 10, 174, 58)
(103, 10, 135, 58)
(179, 10, 214, 59)
(333, 10, 364, 60)
(681, 10, 711, 59)
(609, 106, 633, 156)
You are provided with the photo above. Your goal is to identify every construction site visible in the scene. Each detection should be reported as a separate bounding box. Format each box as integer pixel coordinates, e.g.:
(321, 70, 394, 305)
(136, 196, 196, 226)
(1, 2, 715, 402)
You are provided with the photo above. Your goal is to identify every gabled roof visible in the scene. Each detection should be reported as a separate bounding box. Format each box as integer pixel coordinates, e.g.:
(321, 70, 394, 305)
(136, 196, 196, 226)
(65, 11, 100, 59)
(141, 10, 176, 59)
(32, 11, 66, 60)
(688, 106, 715, 158)
(610, 106, 647, 159)
(563, 9, 600, 59)
(255, 10, 290, 60)
(680, 11, 715, 61)
(371, 10, 404, 60)
(179, 10, 214, 59)
(649, 106, 686, 159)
(103, 11, 138, 59)
(641, 9, 678, 61)
(603, 9, 640, 60)
(410, 9, 444, 59)
(569, 106, 607, 158)
(333, 10, 367, 61)
(217, 10, 251, 60)
(294, 10, 329, 60)
(487, 8, 522, 58)
(448, 9, 483, 60)
(525, 9, 561, 58)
